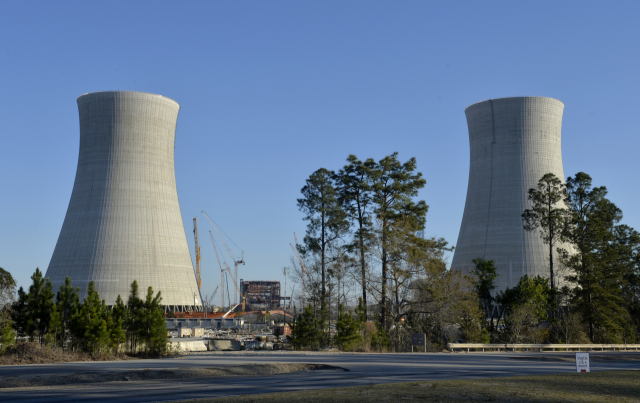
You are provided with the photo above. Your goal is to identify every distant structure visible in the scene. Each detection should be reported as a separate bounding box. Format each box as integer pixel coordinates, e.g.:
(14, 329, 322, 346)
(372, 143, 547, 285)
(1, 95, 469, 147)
(239, 280, 281, 310)
(451, 96, 570, 293)
(46, 91, 202, 311)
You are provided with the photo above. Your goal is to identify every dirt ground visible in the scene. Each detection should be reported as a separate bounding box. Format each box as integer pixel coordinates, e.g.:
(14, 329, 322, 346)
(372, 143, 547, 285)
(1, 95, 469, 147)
(0, 342, 137, 366)
(0, 363, 342, 389)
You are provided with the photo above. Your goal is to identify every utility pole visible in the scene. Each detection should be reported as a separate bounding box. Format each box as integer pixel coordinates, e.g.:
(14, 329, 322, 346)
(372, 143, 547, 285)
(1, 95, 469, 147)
(193, 292, 198, 315)
(282, 267, 290, 317)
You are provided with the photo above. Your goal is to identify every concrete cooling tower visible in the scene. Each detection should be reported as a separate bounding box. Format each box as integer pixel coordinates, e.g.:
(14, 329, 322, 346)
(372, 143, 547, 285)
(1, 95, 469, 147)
(451, 96, 570, 293)
(46, 91, 201, 311)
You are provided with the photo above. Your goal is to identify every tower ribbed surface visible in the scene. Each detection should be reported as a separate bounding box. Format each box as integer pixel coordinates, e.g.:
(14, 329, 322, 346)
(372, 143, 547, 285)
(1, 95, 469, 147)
(451, 96, 570, 293)
(46, 91, 201, 309)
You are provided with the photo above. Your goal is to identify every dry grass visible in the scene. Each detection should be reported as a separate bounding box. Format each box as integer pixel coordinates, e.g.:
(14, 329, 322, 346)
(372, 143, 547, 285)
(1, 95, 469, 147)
(174, 371, 640, 403)
(0, 342, 137, 366)
(0, 364, 340, 389)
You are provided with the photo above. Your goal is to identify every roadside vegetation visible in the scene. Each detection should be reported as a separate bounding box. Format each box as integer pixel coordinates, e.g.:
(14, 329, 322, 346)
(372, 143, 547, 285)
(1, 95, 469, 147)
(0, 267, 169, 362)
(288, 154, 640, 351)
(1, 156, 638, 358)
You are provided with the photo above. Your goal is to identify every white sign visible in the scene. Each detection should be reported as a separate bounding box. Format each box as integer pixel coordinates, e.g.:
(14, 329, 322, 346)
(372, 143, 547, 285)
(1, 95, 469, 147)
(576, 352, 590, 372)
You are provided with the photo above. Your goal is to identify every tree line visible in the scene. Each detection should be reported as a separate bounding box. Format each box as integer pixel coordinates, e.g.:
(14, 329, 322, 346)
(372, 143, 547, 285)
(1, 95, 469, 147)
(468, 172, 638, 345)
(507, 171, 638, 344)
(290, 152, 483, 351)
(0, 268, 169, 356)
(289, 154, 639, 351)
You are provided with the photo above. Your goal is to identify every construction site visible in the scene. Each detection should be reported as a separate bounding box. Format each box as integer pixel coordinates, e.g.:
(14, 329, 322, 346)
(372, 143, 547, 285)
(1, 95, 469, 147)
(172, 211, 297, 351)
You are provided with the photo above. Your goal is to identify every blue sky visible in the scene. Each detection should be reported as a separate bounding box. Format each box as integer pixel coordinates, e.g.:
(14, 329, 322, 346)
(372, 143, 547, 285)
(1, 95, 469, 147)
(1, 1, 639, 299)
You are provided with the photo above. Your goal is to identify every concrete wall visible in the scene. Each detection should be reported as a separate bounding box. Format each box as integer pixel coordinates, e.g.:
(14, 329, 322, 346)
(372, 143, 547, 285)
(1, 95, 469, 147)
(169, 340, 209, 352)
(46, 91, 201, 308)
(451, 97, 571, 293)
(166, 318, 244, 329)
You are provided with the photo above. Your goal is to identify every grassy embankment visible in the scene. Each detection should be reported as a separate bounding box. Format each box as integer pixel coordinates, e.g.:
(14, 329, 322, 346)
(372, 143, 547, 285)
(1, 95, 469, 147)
(175, 371, 640, 402)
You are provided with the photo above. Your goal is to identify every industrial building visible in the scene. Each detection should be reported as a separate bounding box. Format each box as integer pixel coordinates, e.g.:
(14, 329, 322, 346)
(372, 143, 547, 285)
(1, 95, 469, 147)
(45, 91, 201, 311)
(451, 96, 571, 293)
(239, 280, 281, 310)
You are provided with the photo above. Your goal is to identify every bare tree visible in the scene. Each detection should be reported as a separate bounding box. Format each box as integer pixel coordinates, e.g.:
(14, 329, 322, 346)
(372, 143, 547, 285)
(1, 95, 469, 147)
(0, 267, 17, 331)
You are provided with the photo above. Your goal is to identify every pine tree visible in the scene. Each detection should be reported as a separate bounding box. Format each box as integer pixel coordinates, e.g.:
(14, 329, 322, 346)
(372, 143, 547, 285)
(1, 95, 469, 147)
(107, 315, 126, 355)
(126, 280, 143, 354)
(336, 155, 376, 317)
(615, 225, 640, 340)
(111, 293, 128, 354)
(147, 306, 168, 356)
(11, 287, 28, 338)
(0, 267, 16, 343)
(563, 173, 630, 342)
(496, 275, 554, 323)
(21, 268, 56, 344)
(457, 292, 486, 343)
(369, 153, 427, 330)
(469, 258, 497, 323)
(72, 282, 110, 355)
(0, 318, 15, 353)
(334, 304, 362, 351)
(48, 303, 62, 346)
(354, 297, 366, 323)
(370, 314, 389, 351)
(139, 286, 167, 356)
(298, 168, 349, 313)
(288, 304, 320, 350)
(55, 276, 79, 347)
(522, 173, 571, 289)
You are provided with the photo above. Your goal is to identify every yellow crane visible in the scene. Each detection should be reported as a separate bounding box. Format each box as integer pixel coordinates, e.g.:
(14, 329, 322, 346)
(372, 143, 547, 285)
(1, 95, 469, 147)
(192, 218, 202, 293)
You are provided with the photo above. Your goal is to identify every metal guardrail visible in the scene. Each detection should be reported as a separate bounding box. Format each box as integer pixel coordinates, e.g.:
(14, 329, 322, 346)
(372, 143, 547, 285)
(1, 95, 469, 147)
(447, 343, 640, 352)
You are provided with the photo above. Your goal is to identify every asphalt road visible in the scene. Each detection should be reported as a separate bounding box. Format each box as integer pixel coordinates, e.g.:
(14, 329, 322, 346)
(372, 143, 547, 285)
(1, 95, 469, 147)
(1, 351, 639, 402)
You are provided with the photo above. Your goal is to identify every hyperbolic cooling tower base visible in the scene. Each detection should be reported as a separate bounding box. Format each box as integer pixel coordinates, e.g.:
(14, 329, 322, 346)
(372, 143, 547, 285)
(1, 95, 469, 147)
(46, 91, 202, 311)
(451, 96, 572, 293)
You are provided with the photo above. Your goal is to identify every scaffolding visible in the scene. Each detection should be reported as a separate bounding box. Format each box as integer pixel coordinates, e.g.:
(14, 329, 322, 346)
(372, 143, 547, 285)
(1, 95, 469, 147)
(239, 280, 281, 310)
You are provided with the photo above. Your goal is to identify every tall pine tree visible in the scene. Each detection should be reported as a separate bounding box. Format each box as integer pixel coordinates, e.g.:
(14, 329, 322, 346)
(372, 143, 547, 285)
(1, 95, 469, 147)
(298, 167, 349, 336)
(563, 172, 629, 342)
(72, 281, 110, 355)
(369, 153, 427, 330)
(522, 173, 571, 289)
(55, 276, 79, 346)
(336, 155, 375, 318)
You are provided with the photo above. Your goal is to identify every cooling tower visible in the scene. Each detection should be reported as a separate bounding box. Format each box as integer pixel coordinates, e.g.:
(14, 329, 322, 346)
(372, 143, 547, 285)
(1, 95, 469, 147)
(46, 91, 201, 311)
(451, 96, 569, 293)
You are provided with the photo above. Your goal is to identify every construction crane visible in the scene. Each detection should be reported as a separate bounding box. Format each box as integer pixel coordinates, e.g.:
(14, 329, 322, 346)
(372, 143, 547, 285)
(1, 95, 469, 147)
(222, 261, 248, 312)
(290, 232, 309, 306)
(206, 285, 220, 306)
(222, 302, 241, 319)
(209, 230, 226, 310)
(202, 210, 245, 305)
(192, 218, 202, 293)
(203, 285, 219, 318)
